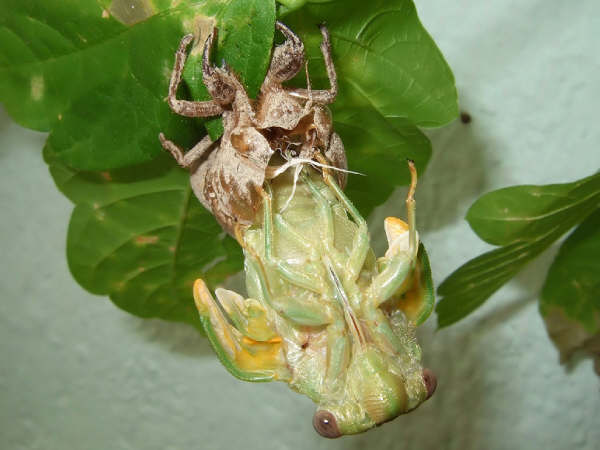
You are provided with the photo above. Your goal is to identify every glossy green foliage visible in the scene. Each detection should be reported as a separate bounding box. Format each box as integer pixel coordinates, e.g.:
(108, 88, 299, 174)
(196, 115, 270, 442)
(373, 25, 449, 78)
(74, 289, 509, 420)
(282, 0, 457, 215)
(0, 0, 276, 169)
(180, 0, 276, 140)
(44, 143, 242, 331)
(0, 0, 457, 329)
(437, 172, 600, 329)
(0, 0, 272, 326)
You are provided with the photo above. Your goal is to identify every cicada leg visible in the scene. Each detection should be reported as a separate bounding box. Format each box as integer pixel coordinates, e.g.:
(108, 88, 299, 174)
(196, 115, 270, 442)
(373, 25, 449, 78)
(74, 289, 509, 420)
(254, 183, 350, 390)
(287, 24, 338, 104)
(314, 157, 370, 282)
(368, 161, 419, 307)
(240, 197, 330, 327)
(316, 158, 418, 354)
(193, 279, 290, 382)
(166, 33, 223, 117)
(324, 316, 350, 389)
(214, 287, 279, 342)
(244, 246, 350, 393)
(300, 172, 338, 257)
(260, 184, 323, 293)
(299, 172, 372, 387)
(376, 163, 435, 326)
(159, 133, 214, 169)
(344, 161, 424, 356)
(264, 21, 305, 85)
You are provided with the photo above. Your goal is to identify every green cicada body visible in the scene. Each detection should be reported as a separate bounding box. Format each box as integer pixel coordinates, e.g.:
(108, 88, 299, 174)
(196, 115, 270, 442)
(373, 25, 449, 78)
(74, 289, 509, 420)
(194, 163, 435, 437)
(159, 20, 436, 437)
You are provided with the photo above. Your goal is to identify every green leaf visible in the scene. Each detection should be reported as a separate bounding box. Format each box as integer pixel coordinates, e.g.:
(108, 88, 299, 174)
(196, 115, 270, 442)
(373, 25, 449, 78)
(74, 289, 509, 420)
(182, 0, 276, 100)
(276, 0, 307, 16)
(437, 239, 554, 328)
(281, 0, 456, 216)
(540, 208, 600, 364)
(466, 175, 600, 246)
(0, 0, 126, 131)
(284, 0, 458, 127)
(437, 172, 600, 328)
(46, 69, 200, 171)
(0, 0, 276, 170)
(181, 0, 276, 140)
(44, 142, 243, 331)
(334, 107, 431, 217)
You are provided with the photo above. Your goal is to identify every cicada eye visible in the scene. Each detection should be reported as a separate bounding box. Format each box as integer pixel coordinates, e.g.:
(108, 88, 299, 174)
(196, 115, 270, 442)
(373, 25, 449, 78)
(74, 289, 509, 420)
(313, 410, 341, 439)
(422, 368, 437, 399)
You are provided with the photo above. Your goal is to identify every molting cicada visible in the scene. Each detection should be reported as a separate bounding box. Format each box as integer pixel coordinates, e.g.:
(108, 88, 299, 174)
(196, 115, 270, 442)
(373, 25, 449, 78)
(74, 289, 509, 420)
(158, 21, 435, 437)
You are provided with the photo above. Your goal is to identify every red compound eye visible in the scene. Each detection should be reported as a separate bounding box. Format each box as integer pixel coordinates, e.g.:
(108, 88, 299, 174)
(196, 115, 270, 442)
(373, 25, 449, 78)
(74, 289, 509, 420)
(313, 410, 341, 438)
(423, 368, 437, 399)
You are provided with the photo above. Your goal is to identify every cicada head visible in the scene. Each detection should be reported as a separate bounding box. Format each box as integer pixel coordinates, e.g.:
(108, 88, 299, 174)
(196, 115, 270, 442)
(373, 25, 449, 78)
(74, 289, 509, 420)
(312, 344, 436, 437)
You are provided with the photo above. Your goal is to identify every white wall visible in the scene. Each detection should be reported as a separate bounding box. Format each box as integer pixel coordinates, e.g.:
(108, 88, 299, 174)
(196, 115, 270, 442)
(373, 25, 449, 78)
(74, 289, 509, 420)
(1, 1, 599, 449)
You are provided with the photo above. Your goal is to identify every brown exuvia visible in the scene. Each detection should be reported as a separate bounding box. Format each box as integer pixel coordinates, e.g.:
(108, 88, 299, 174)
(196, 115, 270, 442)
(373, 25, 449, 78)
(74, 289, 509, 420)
(159, 21, 346, 236)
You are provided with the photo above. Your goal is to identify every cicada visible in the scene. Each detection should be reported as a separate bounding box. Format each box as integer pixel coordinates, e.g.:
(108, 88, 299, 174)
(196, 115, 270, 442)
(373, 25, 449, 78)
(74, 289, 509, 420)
(159, 21, 436, 437)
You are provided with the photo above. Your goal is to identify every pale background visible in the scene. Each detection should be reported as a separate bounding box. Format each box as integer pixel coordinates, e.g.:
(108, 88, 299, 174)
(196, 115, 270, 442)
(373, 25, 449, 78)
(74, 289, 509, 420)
(1, 1, 599, 449)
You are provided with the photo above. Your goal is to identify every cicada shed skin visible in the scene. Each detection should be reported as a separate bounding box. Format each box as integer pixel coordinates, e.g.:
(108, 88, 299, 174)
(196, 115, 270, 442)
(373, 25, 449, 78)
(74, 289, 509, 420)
(159, 22, 436, 437)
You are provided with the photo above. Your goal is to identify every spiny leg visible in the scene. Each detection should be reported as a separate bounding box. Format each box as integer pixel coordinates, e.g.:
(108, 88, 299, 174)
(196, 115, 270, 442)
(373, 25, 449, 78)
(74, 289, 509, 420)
(255, 181, 350, 385)
(214, 288, 279, 342)
(301, 172, 337, 255)
(289, 24, 338, 104)
(315, 155, 369, 282)
(406, 160, 418, 259)
(318, 23, 338, 102)
(369, 160, 420, 307)
(239, 208, 331, 326)
(245, 253, 332, 326)
(325, 316, 350, 391)
(301, 173, 366, 386)
(201, 29, 249, 109)
(260, 184, 322, 293)
(193, 279, 288, 382)
(158, 133, 214, 168)
(273, 213, 315, 256)
(166, 32, 223, 117)
(263, 21, 305, 85)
